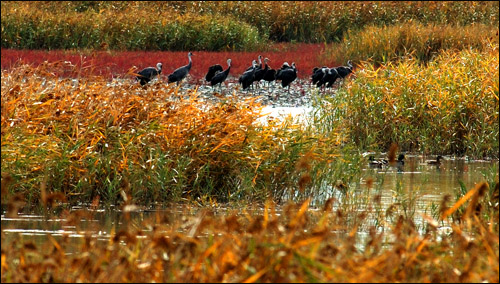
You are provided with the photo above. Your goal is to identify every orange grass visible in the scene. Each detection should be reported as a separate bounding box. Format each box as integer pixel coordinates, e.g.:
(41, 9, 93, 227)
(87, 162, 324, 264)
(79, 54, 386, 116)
(1, 188, 498, 282)
(324, 22, 499, 66)
(315, 44, 499, 157)
(1, 61, 342, 205)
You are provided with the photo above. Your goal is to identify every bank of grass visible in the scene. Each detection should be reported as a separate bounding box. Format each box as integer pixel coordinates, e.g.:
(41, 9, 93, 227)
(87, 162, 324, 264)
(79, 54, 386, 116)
(324, 22, 499, 66)
(1, 2, 264, 51)
(1, 62, 354, 207)
(2, 1, 498, 50)
(314, 44, 499, 157)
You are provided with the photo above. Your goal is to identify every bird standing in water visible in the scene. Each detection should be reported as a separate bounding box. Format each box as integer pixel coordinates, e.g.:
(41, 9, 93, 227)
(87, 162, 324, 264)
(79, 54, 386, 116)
(167, 52, 193, 85)
(136, 62, 162, 86)
(426, 155, 444, 166)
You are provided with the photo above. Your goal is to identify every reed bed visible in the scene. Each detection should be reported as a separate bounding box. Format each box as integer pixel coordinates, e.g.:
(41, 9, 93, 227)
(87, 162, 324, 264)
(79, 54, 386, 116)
(1, 2, 264, 52)
(324, 22, 499, 66)
(1, 61, 348, 207)
(315, 44, 499, 157)
(1, 181, 499, 282)
(1, 2, 499, 282)
(2, 1, 498, 50)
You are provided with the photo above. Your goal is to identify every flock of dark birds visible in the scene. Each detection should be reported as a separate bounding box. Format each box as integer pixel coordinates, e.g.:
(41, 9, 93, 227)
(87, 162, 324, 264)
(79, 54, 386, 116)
(135, 53, 449, 171)
(368, 154, 445, 172)
(135, 52, 354, 93)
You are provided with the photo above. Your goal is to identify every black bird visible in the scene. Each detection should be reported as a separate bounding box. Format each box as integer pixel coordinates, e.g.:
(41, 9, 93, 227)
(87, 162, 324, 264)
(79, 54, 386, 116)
(205, 64, 223, 82)
(317, 68, 340, 89)
(368, 156, 388, 169)
(275, 62, 297, 92)
(325, 68, 341, 88)
(136, 62, 162, 86)
(311, 66, 327, 86)
(334, 60, 354, 86)
(253, 57, 270, 90)
(210, 58, 231, 91)
(395, 154, 405, 166)
(262, 66, 276, 89)
(426, 155, 444, 166)
(315, 67, 333, 88)
(167, 52, 193, 85)
(391, 154, 405, 172)
(239, 60, 258, 90)
(246, 55, 262, 71)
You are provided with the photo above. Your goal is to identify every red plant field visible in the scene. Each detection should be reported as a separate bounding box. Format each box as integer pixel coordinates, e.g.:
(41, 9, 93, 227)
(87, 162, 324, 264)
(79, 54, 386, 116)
(1, 44, 339, 83)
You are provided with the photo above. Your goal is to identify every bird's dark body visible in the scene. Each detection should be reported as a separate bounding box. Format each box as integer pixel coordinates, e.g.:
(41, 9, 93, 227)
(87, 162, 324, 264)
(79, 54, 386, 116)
(210, 59, 231, 88)
(252, 58, 270, 89)
(263, 69, 276, 83)
(253, 62, 268, 83)
(239, 60, 258, 90)
(317, 68, 339, 88)
(275, 63, 297, 88)
(205, 64, 223, 82)
(311, 67, 326, 85)
(336, 65, 353, 79)
(168, 52, 193, 85)
(211, 68, 229, 86)
(136, 63, 162, 86)
(335, 61, 354, 83)
(239, 69, 256, 90)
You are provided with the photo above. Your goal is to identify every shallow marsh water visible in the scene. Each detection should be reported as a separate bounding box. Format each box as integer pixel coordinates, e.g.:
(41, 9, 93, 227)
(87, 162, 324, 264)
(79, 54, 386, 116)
(2, 157, 497, 253)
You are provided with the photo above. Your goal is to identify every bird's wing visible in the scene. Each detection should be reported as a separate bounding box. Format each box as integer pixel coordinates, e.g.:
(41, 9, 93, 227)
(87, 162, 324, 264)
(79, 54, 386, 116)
(138, 67, 155, 77)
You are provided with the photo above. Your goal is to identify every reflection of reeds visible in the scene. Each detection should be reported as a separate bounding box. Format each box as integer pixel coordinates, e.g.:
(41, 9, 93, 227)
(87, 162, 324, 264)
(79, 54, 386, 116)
(1, 186, 498, 282)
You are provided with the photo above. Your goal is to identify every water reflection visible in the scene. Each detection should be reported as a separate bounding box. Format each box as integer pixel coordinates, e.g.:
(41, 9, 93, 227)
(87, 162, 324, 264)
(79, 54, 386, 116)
(1, 158, 497, 251)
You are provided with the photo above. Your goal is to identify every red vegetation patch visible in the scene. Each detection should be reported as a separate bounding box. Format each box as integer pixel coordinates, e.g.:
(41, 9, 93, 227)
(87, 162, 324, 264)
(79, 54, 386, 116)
(1, 44, 341, 82)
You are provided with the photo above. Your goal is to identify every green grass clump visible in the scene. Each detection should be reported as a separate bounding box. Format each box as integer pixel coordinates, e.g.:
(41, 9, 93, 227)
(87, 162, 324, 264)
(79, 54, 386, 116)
(1, 2, 264, 51)
(315, 45, 499, 157)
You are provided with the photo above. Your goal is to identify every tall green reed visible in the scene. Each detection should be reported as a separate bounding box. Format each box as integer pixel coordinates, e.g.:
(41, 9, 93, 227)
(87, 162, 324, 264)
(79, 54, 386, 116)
(315, 45, 499, 157)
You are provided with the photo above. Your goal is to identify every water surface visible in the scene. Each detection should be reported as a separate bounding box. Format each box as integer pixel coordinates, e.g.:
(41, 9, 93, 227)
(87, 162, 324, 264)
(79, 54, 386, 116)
(2, 158, 496, 252)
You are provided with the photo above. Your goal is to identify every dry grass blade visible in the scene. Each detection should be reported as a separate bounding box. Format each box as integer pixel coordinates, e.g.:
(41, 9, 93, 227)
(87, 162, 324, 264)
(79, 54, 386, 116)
(441, 182, 488, 221)
(388, 143, 398, 165)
